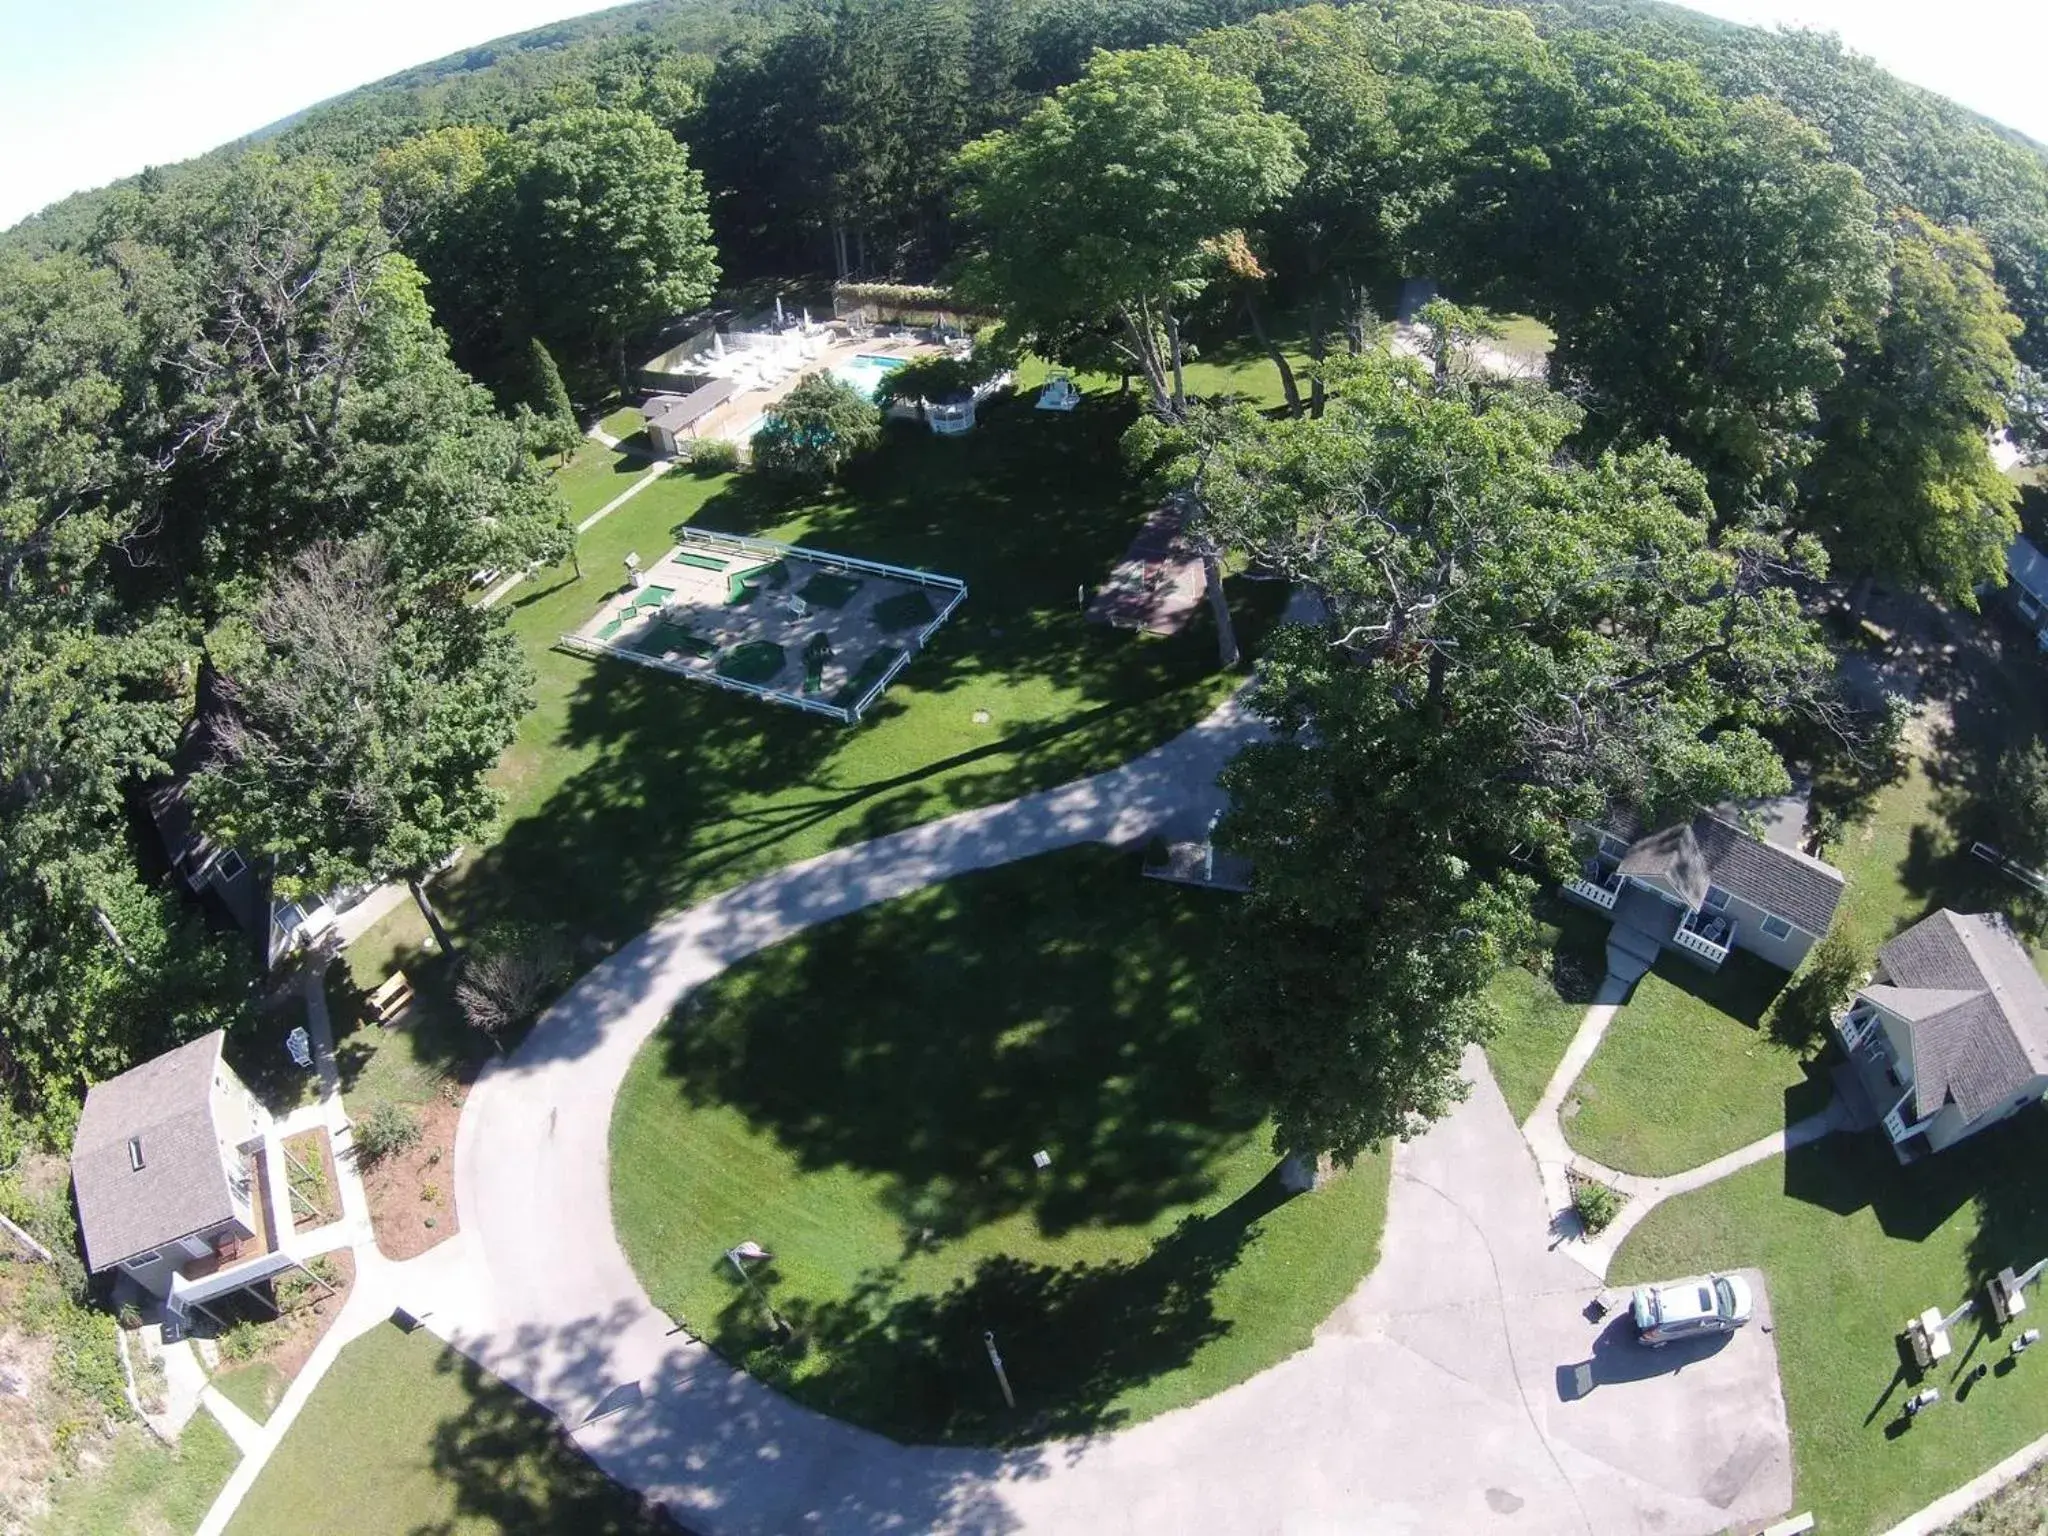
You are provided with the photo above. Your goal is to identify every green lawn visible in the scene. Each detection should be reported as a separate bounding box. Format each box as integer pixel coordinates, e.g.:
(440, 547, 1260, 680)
(1563, 952, 1827, 1176)
(611, 846, 1391, 1446)
(348, 382, 1281, 1057)
(211, 1359, 288, 1424)
(549, 435, 655, 524)
(1614, 1111, 2048, 1534)
(38, 1411, 239, 1536)
(223, 1322, 667, 1536)
(1483, 896, 1611, 1124)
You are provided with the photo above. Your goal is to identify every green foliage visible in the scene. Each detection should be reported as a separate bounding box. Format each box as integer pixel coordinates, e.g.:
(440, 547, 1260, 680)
(381, 108, 718, 390)
(1187, 350, 1828, 1158)
(956, 45, 1305, 416)
(354, 1102, 424, 1167)
(1767, 926, 1871, 1051)
(1993, 740, 2048, 871)
(686, 436, 740, 475)
(873, 351, 1001, 407)
(1807, 211, 2023, 603)
(193, 537, 534, 898)
(1571, 1176, 1623, 1235)
(216, 1319, 267, 1365)
(749, 372, 881, 485)
(524, 337, 581, 459)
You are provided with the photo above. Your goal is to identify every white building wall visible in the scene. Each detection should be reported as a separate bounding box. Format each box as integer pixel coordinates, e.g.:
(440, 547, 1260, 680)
(1721, 891, 1816, 970)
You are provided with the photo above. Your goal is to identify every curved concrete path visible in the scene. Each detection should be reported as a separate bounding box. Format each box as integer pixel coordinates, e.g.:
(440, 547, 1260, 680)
(427, 694, 1793, 1535)
(1523, 992, 1845, 1279)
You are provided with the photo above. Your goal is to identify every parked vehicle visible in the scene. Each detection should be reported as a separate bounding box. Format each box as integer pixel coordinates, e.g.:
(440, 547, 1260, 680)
(1630, 1273, 1753, 1346)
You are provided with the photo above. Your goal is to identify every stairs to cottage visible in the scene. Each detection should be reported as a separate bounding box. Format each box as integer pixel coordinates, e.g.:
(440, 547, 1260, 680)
(1605, 921, 1662, 987)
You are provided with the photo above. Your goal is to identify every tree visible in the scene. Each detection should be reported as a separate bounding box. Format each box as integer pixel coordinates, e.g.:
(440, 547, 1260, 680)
(524, 336, 581, 461)
(1806, 212, 2024, 606)
(955, 46, 1305, 420)
(1993, 740, 2048, 872)
(456, 924, 570, 1052)
(750, 372, 882, 486)
(1533, 58, 1885, 514)
(1189, 349, 1832, 1161)
(0, 248, 254, 1130)
(505, 108, 719, 387)
(192, 537, 533, 954)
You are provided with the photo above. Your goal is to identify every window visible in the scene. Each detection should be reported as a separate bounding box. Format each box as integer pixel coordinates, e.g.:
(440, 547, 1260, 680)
(213, 848, 247, 882)
(127, 1136, 145, 1171)
(2022, 595, 2042, 621)
(1599, 833, 1629, 860)
(1702, 886, 1731, 913)
(1760, 914, 1793, 939)
(125, 1249, 161, 1270)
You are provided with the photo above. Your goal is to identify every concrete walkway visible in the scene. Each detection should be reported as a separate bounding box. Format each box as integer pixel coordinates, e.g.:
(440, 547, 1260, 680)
(418, 682, 1794, 1535)
(1521, 986, 1845, 1280)
(190, 970, 465, 1536)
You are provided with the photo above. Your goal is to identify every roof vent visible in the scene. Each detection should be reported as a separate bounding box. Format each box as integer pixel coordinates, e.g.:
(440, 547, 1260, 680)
(127, 1137, 145, 1172)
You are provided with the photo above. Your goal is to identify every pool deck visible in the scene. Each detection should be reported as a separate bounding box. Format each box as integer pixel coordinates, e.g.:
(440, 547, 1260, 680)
(689, 335, 947, 446)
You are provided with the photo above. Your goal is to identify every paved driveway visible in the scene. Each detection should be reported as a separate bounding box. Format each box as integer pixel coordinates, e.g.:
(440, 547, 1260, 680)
(434, 695, 1792, 1534)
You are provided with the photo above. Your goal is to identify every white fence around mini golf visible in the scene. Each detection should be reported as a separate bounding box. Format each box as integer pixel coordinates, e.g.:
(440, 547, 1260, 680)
(557, 528, 967, 725)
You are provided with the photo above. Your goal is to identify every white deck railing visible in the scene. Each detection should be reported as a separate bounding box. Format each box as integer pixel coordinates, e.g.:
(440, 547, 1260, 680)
(1671, 923, 1732, 965)
(1564, 876, 1618, 911)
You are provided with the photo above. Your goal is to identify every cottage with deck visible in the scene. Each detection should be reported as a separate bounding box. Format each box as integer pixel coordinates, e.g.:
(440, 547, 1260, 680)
(1564, 804, 1846, 984)
(1835, 909, 2048, 1159)
(70, 1032, 295, 1318)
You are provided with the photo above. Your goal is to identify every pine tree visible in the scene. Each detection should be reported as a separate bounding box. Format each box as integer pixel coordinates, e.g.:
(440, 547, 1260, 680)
(527, 336, 581, 460)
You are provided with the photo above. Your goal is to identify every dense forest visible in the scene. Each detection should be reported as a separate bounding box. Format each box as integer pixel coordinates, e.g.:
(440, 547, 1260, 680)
(2, 0, 2043, 1163)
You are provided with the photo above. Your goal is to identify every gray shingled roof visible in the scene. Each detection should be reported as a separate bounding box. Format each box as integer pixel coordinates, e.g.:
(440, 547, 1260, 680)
(1688, 815, 1844, 935)
(1617, 823, 1712, 908)
(1872, 911, 2048, 1123)
(1610, 812, 1844, 935)
(70, 1032, 235, 1273)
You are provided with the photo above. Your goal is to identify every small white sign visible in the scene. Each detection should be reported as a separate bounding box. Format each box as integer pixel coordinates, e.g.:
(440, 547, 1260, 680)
(1032, 1149, 1052, 1170)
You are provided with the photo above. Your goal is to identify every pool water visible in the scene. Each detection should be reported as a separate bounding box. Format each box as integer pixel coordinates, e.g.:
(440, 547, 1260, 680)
(832, 353, 909, 400)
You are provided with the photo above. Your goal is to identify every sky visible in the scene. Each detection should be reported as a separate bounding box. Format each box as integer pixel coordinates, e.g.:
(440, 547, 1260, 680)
(1, 0, 2046, 232)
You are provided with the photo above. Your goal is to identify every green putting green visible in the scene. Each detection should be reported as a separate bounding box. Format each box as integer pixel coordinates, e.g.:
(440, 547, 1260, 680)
(799, 572, 862, 608)
(716, 641, 785, 685)
(872, 589, 937, 632)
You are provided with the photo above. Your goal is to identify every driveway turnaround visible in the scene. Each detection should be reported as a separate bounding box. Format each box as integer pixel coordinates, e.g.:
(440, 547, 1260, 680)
(437, 699, 1794, 1534)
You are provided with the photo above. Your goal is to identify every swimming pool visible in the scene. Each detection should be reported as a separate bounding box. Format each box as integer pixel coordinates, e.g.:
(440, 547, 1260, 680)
(832, 352, 909, 400)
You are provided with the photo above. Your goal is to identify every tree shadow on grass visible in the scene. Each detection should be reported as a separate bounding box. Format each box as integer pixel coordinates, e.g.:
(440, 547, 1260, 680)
(656, 845, 1258, 1240)
(431, 391, 1290, 963)
(718, 1168, 1298, 1446)
(1783, 1109, 2048, 1272)
(410, 1331, 682, 1536)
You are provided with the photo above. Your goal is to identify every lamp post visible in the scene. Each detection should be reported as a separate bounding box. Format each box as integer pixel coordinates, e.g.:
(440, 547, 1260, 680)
(726, 1244, 785, 1335)
(983, 1330, 1016, 1409)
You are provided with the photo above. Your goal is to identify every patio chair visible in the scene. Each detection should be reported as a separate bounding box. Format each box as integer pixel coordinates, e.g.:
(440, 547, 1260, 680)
(782, 595, 809, 619)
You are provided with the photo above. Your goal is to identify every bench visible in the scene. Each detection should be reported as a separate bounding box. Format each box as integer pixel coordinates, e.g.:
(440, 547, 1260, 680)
(368, 971, 413, 1025)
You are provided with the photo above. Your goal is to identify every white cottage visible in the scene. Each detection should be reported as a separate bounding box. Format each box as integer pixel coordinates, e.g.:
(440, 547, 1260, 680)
(1836, 909, 2048, 1159)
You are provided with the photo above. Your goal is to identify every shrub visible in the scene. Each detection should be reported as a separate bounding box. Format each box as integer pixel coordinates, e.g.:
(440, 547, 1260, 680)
(750, 373, 882, 487)
(873, 352, 1001, 409)
(1767, 926, 1869, 1048)
(217, 1319, 266, 1364)
(456, 924, 571, 1052)
(688, 437, 740, 475)
(1571, 1175, 1624, 1235)
(353, 1102, 422, 1167)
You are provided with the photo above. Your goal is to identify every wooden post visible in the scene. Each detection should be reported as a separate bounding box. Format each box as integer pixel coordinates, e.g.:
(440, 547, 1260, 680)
(0, 1211, 54, 1264)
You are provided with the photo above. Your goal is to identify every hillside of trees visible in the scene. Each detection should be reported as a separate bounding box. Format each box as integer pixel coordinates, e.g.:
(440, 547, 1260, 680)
(2, 0, 2041, 1162)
